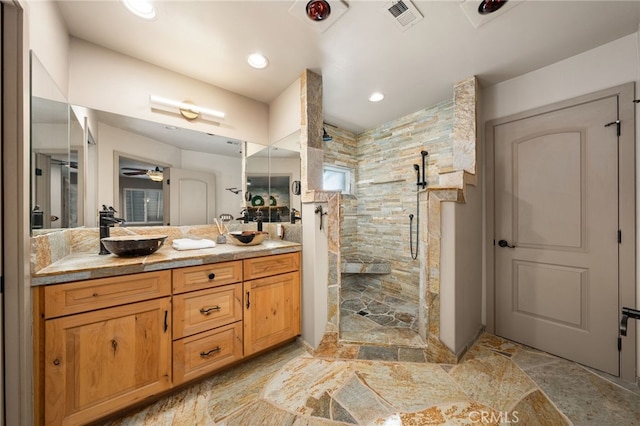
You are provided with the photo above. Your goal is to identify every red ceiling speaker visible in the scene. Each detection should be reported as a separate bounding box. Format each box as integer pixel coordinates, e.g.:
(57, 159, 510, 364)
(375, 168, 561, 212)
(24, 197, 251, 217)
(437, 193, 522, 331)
(306, 0, 331, 21)
(477, 0, 508, 15)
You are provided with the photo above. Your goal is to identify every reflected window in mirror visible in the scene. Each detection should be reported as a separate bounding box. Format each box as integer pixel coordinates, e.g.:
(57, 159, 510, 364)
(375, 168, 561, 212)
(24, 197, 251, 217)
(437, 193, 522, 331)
(124, 188, 163, 225)
(119, 155, 164, 226)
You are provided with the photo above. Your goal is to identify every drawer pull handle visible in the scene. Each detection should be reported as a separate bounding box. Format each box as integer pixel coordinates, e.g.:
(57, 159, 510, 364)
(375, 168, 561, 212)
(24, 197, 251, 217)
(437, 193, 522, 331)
(208, 273, 216, 280)
(200, 346, 221, 357)
(199, 306, 221, 315)
(246, 291, 250, 309)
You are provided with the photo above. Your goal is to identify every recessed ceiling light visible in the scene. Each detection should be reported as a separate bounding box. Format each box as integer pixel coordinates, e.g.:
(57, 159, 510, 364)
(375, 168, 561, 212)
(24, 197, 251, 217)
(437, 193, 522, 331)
(122, 0, 156, 20)
(368, 92, 385, 102)
(247, 53, 269, 69)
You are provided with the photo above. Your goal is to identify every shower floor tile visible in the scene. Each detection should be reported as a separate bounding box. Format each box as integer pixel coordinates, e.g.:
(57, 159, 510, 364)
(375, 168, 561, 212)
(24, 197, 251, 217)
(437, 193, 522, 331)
(340, 277, 422, 347)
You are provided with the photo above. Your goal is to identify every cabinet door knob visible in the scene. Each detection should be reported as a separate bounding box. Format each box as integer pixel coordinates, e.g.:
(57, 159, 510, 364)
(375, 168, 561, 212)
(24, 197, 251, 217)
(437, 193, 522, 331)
(53, 358, 61, 366)
(208, 273, 216, 280)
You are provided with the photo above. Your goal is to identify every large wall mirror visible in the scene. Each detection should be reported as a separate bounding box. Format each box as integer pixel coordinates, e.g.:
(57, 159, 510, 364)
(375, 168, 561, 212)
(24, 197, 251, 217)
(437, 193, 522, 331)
(105, 109, 301, 226)
(30, 52, 301, 231)
(30, 52, 85, 232)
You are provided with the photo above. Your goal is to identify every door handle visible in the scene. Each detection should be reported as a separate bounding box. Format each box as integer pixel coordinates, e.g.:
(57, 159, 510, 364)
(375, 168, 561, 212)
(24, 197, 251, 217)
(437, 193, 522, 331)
(498, 239, 516, 248)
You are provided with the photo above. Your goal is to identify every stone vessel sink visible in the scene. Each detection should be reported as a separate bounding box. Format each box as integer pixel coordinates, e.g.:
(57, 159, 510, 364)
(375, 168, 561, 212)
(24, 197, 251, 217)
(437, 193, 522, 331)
(101, 235, 168, 257)
(227, 231, 268, 246)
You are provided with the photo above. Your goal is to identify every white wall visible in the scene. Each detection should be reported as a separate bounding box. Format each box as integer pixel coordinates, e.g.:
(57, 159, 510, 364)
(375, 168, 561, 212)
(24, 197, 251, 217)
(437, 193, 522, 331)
(181, 150, 243, 218)
(440, 183, 483, 355)
(26, 0, 69, 95)
(481, 31, 640, 376)
(302, 202, 328, 347)
(454, 183, 483, 352)
(68, 38, 270, 146)
(440, 202, 456, 351)
(269, 78, 301, 145)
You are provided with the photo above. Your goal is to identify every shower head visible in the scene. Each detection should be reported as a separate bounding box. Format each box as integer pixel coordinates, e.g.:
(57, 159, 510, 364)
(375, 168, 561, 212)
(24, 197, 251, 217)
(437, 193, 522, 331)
(413, 164, 419, 171)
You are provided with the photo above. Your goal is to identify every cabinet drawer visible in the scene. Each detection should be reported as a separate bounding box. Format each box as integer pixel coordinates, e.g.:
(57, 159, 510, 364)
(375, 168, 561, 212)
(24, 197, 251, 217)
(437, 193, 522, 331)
(243, 252, 300, 280)
(43, 270, 171, 319)
(173, 283, 243, 339)
(173, 322, 243, 385)
(173, 261, 242, 294)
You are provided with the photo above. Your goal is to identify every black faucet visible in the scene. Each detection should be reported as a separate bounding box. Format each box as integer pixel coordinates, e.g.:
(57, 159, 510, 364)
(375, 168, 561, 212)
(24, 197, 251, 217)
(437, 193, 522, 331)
(290, 208, 301, 224)
(99, 205, 125, 255)
(239, 208, 249, 223)
(255, 209, 263, 232)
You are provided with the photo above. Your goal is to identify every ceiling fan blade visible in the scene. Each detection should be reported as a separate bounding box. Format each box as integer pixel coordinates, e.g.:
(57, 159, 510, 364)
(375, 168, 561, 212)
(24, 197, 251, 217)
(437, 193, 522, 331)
(121, 167, 148, 172)
(123, 171, 147, 176)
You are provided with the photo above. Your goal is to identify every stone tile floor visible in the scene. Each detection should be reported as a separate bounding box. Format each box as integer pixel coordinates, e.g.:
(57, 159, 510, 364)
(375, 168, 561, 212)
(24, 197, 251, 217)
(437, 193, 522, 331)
(104, 333, 640, 425)
(339, 277, 422, 347)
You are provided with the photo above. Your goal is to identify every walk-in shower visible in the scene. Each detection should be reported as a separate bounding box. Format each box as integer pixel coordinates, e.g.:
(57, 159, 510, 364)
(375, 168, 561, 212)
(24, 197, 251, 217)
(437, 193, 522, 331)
(339, 151, 429, 348)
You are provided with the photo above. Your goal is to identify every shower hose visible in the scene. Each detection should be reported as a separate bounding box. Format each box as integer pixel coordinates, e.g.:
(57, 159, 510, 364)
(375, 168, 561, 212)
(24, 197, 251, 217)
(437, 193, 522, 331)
(410, 190, 419, 260)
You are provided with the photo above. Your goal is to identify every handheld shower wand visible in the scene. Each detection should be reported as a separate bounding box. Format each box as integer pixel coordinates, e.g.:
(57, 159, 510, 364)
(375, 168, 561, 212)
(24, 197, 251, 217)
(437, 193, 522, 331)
(413, 164, 420, 187)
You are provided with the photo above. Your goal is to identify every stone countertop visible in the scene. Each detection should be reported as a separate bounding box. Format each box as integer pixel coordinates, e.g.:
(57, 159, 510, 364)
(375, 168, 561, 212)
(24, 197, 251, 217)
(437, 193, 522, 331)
(31, 239, 301, 286)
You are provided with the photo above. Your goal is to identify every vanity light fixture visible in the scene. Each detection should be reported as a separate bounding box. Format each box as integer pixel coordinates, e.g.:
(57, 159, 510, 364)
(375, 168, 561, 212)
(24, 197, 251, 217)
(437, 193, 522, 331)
(147, 169, 164, 182)
(122, 0, 157, 20)
(149, 95, 225, 121)
(247, 53, 269, 69)
(368, 92, 385, 102)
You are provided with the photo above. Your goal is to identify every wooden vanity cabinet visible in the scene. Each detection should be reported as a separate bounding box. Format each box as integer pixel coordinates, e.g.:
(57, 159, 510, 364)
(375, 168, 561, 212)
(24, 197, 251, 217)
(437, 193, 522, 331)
(243, 253, 301, 356)
(35, 251, 301, 425)
(36, 271, 172, 426)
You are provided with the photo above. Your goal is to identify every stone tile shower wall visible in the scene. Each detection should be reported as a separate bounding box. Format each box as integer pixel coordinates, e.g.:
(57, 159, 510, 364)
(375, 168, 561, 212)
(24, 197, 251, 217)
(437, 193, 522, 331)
(325, 100, 455, 302)
(323, 126, 358, 259)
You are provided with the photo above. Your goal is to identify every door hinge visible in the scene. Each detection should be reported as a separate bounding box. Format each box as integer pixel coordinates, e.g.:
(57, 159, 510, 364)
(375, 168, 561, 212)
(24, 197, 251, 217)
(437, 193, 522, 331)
(618, 230, 622, 244)
(618, 336, 622, 351)
(166, 179, 170, 185)
(604, 119, 621, 136)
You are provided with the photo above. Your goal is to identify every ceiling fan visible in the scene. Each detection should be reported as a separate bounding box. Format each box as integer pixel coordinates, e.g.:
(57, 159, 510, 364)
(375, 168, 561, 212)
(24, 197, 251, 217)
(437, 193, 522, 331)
(121, 166, 164, 181)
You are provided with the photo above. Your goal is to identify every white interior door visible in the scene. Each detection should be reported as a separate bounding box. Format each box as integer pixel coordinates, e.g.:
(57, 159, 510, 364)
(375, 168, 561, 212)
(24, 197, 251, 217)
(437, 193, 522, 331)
(494, 95, 620, 375)
(164, 167, 216, 226)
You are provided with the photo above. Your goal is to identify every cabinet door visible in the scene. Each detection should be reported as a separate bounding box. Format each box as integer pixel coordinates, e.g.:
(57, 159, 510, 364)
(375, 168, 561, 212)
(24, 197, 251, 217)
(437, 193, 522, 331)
(243, 271, 300, 356)
(44, 298, 172, 426)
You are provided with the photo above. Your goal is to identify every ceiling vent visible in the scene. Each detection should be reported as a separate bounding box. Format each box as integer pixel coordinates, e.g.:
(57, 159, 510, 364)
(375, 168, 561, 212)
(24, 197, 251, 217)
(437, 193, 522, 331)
(460, 0, 524, 28)
(384, 0, 423, 32)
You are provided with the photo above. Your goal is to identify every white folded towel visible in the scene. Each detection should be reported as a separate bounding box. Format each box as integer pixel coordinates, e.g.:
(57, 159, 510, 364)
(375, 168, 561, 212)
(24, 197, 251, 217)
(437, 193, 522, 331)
(172, 238, 216, 251)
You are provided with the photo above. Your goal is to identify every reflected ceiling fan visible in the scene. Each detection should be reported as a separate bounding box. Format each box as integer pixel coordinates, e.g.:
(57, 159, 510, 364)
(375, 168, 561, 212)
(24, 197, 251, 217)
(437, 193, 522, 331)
(121, 166, 164, 182)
